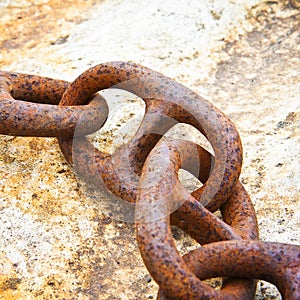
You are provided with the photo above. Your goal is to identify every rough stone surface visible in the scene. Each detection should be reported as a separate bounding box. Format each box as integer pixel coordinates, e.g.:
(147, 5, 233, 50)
(0, 0, 299, 299)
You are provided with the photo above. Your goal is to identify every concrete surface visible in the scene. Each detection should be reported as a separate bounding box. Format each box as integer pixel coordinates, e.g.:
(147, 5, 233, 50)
(0, 0, 299, 299)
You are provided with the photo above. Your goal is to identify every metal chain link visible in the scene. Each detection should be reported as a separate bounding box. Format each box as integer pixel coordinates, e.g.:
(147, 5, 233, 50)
(0, 62, 299, 299)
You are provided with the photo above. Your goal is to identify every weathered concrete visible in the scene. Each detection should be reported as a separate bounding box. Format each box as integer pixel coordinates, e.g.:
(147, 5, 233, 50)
(0, 0, 299, 299)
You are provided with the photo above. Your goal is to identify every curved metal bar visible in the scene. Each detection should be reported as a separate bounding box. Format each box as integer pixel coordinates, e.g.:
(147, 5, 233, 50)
(58, 61, 243, 212)
(136, 138, 258, 300)
(182, 241, 300, 300)
(1, 63, 298, 300)
(0, 71, 108, 137)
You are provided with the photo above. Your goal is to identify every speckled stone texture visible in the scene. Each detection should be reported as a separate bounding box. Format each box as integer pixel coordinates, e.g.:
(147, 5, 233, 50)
(0, 0, 299, 299)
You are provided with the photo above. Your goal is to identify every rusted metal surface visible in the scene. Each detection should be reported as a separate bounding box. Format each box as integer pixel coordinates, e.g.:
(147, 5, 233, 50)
(58, 62, 243, 213)
(182, 241, 300, 299)
(0, 62, 299, 299)
(0, 71, 108, 137)
(136, 138, 298, 299)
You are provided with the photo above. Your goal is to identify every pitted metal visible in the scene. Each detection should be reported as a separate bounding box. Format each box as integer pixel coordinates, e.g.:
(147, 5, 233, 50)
(0, 62, 299, 299)
(0, 71, 108, 137)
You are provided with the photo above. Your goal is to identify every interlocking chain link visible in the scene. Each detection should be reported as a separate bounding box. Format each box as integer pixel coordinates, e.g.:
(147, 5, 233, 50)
(0, 62, 299, 299)
(0, 71, 108, 137)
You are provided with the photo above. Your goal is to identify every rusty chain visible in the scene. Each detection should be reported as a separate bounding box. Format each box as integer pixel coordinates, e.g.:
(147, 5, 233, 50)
(0, 62, 299, 299)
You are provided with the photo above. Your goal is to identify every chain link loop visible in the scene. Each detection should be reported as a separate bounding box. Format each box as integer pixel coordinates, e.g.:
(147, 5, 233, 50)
(0, 71, 108, 137)
(0, 62, 299, 299)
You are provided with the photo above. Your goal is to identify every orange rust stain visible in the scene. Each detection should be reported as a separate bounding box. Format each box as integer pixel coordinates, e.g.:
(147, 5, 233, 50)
(0, 274, 22, 299)
(0, 0, 103, 67)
